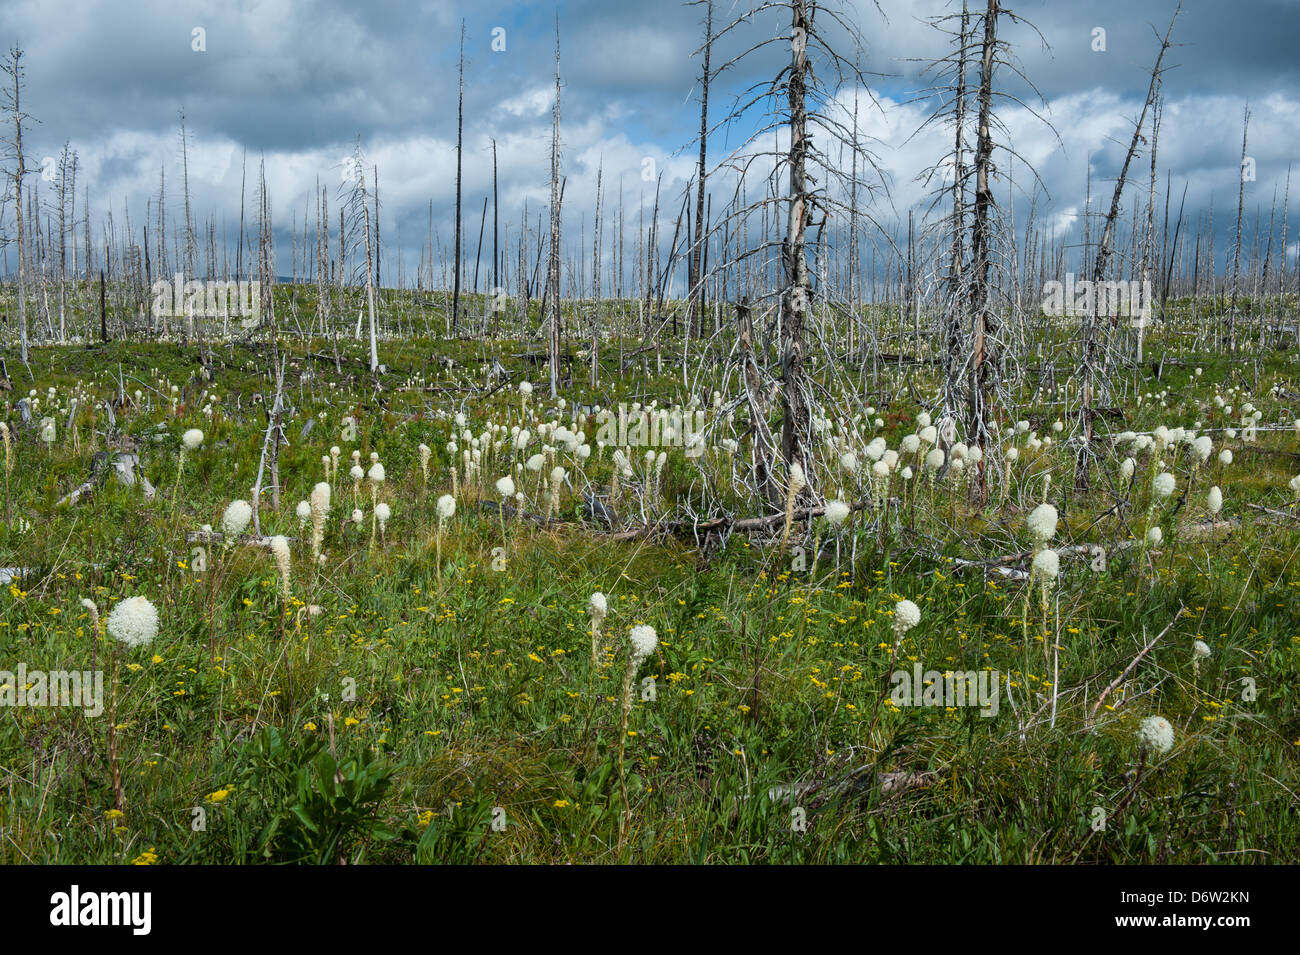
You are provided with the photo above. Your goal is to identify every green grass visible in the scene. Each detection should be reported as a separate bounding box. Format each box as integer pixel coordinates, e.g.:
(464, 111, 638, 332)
(1, 310, 1298, 864)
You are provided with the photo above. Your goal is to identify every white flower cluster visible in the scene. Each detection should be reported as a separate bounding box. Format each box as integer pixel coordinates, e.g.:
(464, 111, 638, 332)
(106, 595, 159, 648)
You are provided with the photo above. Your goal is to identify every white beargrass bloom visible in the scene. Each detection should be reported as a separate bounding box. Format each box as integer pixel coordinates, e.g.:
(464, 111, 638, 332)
(916, 411, 932, 428)
(919, 425, 938, 445)
(923, 448, 944, 471)
(1027, 503, 1058, 542)
(1207, 485, 1223, 515)
(899, 466, 913, 481)
(182, 428, 204, 450)
(825, 499, 851, 526)
(496, 475, 515, 498)
(1120, 457, 1135, 480)
(839, 451, 858, 473)
(368, 462, 385, 485)
(351, 508, 364, 525)
(1137, 715, 1174, 755)
(270, 535, 292, 599)
(1032, 548, 1059, 580)
(589, 592, 607, 625)
(628, 624, 658, 669)
(106, 595, 159, 648)
(1290, 475, 1300, 497)
(871, 459, 891, 480)
(519, 381, 533, 396)
(1146, 525, 1163, 546)
(892, 599, 921, 638)
(296, 500, 312, 527)
(221, 500, 253, 538)
(437, 494, 456, 521)
(1218, 449, 1233, 466)
(900, 434, 920, 454)
(375, 501, 391, 526)
(350, 464, 365, 483)
(1153, 472, 1176, 499)
(789, 462, 807, 495)
(1193, 640, 1211, 661)
(1005, 447, 1019, 462)
(1193, 436, 1213, 464)
(527, 453, 545, 472)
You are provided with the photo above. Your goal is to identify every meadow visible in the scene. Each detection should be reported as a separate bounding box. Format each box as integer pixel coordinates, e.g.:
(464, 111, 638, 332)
(1, 292, 1297, 865)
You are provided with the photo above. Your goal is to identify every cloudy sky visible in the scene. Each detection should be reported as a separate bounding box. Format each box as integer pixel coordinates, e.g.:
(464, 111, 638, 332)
(3, 0, 1297, 294)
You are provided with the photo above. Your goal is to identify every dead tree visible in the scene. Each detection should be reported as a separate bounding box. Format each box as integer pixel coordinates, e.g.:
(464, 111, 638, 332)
(1077, 2, 1180, 489)
(701, 0, 885, 501)
(688, 0, 714, 337)
(2, 47, 32, 371)
(1228, 104, 1249, 354)
(452, 21, 465, 336)
(914, 0, 1051, 504)
(547, 13, 563, 399)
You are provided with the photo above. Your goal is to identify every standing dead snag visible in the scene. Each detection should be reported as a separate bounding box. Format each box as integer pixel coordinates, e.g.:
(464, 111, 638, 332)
(547, 13, 563, 400)
(966, 0, 998, 505)
(688, 0, 714, 339)
(452, 21, 464, 337)
(916, 0, 1050, 505)
(703, 0, 883, 502)
(2, 46, 32, 371)
(1077, 2, 1180, 489)
(780, 0, 813, 483)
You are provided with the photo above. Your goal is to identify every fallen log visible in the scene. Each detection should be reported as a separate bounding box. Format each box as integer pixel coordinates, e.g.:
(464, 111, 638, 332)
(57, 452, 156, 507)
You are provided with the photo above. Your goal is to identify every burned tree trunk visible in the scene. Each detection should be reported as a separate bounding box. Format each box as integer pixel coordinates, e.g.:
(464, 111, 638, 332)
(780, 0, 813, 480)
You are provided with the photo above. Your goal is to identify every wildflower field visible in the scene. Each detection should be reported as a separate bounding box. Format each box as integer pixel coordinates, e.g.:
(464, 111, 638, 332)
(1, 296, 1297, 865)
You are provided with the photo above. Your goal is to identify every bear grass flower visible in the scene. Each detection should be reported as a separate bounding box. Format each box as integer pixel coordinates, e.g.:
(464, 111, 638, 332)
(589, 592, 608, 624)
(221, 500, 253, 538)
(1137, 715, 1175, 755)
(628, 624, 659, 670)
(418, 443, 431, 484)
(182, 428, 204, 450)
(1027, 503, 1058, 542)
(1032, 548, 1060, 580)
(106, 596, 159, 648)
(825, 499, 851, 527)
(1153, 472, 1176, 499)
(1207, 485, 1223, 516)
(437, 494, 456, 522)
(892, 599, 920, 640)
(269, 536, 291, 601)
(589, 592, 609, 670)
(309, 482, 331, 561)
